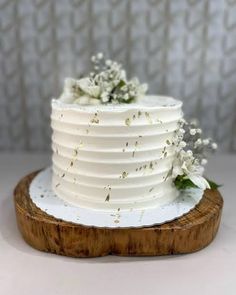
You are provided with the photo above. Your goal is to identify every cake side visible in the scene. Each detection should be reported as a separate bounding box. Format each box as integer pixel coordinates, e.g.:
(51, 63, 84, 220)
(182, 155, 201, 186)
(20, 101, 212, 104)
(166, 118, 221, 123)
(51, 95, 183, 210)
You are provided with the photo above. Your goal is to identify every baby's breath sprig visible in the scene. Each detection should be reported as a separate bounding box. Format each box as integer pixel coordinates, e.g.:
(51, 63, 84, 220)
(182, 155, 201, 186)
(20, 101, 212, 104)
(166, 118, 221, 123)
(172, 119, 219, 190)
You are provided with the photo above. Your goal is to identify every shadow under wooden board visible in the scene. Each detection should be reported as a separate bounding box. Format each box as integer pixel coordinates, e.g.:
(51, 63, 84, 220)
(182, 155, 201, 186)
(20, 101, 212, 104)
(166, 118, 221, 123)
(14, 171, 223, 258)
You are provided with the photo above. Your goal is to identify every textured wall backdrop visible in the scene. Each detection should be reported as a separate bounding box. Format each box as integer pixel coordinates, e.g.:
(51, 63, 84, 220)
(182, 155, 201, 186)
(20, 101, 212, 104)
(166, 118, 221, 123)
(0, 0, 236, 152)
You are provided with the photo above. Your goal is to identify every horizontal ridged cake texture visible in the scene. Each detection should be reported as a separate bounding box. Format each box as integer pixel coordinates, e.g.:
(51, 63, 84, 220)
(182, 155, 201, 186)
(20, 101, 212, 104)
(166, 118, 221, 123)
(51, 95, 183, 211)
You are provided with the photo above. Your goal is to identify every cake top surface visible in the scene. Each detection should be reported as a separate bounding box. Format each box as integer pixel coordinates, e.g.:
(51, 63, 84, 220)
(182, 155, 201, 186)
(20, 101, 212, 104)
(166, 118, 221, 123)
(52, 95, 182, 113)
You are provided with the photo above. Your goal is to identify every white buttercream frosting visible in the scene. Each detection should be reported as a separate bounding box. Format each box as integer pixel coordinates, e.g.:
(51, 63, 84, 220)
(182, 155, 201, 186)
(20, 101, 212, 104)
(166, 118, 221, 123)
(51, 95, 183, 211)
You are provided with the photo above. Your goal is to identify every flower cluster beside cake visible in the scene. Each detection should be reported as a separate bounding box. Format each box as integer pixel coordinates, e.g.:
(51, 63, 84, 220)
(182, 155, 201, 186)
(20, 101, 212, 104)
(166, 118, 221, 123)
(51, 53, 218, 211)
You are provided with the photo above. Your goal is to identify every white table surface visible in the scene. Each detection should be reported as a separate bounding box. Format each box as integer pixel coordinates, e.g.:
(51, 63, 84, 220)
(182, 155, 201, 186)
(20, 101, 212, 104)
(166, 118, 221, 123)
(0, 153, 235, 295)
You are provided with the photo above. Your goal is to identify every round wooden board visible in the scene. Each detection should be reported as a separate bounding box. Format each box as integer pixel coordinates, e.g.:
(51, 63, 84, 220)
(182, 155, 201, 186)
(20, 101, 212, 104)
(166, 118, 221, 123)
(14, 171, 223, 258)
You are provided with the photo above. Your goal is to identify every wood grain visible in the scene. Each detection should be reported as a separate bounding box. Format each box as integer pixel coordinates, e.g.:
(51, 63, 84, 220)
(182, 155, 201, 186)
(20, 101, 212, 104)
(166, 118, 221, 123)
(14, 171, 223, 257)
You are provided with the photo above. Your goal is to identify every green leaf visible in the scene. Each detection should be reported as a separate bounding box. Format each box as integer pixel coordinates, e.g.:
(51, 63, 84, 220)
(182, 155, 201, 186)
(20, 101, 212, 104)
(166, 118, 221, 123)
(174, 175, 197, 190)
(206, 179, 222, 190)
(115, 80, 126, 90)
(174, 175, 222, 190)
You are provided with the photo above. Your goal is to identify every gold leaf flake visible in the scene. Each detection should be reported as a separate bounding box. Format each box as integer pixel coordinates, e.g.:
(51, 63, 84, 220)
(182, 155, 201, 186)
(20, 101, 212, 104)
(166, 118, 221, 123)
(121, 171, 129, 178)
(90, 113, 99, 124)
(145, 112, 152, 124)
(125, 118, 131, 126)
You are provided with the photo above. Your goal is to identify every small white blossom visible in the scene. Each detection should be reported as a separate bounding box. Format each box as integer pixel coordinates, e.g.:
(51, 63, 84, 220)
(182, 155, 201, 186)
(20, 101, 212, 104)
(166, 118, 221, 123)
(179, 141, 187, 148)
(97, 52, 103, 59)
(101, 92, 109, 103)
(105, 59, 112, 66)
(186, 150, 193, 156)
(123, 93, 129, 101)
(201, 159, 208, 165)
(91, 55, 96, 62)
(203, 139, 210, 145)
(196, 128, 202, 134)
(179, 128, 185, 134)
(190, 129, 197, 135)
(195, 139, 202, 146)
(212, 143, 218, 149)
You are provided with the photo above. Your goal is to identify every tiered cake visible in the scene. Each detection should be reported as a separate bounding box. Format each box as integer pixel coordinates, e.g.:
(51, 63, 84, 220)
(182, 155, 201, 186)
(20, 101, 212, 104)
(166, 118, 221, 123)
(51, 95, 183, 210)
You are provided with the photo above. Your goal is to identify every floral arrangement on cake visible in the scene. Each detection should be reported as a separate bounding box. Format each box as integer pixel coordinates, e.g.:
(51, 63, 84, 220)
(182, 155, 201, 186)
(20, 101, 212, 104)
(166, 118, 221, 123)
(172, 119, 219, 190)
(59, 53, 148, 105)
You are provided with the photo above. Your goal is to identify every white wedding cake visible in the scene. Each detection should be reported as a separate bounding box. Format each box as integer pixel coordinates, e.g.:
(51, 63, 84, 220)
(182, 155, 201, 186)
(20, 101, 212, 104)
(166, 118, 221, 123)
(51, 96, 182, 210)
(51, 53, 213, 212)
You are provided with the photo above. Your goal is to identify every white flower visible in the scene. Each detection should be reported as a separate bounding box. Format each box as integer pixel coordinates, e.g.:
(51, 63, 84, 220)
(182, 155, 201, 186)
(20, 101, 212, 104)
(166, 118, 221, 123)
(190, 129, 197, 135)
(196, 128, 202, 134)
(97, 52, 103, 59)
(179, 128, 185, 134)
(105, 59, 112, 66)
(186, 150, 193, 156)
(212, 143, 218, 149)
(77, 78, 101, 98)
(201, 159, 208, 165)
(179, 141, 186, 148)
(91, 55, 96, 62)
(100, 92, 109, 103)
(123, 93, 129, 101)
(195, 139, 202, 147)
(172, 150, 210, 190)
(203, 139, 210, 145)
